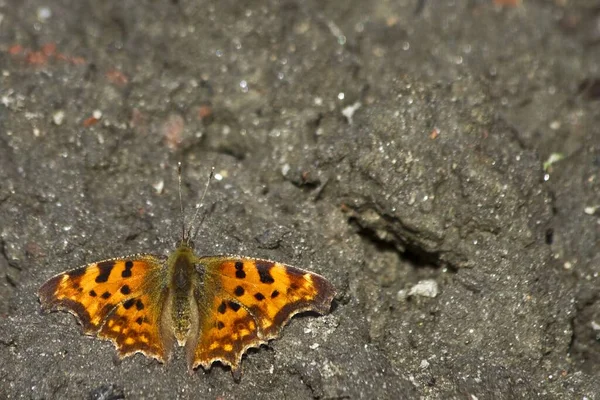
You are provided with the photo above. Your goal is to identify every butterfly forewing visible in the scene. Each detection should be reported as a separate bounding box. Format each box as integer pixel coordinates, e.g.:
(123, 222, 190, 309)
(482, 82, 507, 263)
(188, 256, 335, 372)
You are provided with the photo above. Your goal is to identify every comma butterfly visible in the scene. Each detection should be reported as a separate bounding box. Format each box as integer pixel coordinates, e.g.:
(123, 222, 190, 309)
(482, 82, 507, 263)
(38, 165, 335, 379)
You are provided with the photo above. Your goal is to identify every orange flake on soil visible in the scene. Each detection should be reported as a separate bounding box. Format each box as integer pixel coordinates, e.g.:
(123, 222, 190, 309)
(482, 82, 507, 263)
(8, 44, 24, 55)
(83, 116, 100, 127)
(197, 105, 213, 120)
(42, 43, 57, 56)
(106, 69, 129, 86)
(26, 51, 49, 65)
(162, 114, 185, 150)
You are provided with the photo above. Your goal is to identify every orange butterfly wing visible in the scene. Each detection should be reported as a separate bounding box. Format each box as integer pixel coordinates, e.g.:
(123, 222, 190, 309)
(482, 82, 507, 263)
(189, 256, 335, 374)
(38, 255, 171, 362)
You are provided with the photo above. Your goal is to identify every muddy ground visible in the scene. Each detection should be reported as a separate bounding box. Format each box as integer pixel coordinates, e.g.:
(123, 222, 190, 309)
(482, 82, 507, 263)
(1, 0, 599, 399)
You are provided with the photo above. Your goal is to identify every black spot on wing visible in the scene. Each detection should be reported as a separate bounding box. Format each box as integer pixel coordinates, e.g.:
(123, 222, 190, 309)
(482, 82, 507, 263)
(228, 301, 241, 312)
(122, 260, 134, 278)
(89, 290, 97, 297)
(101, 291, 111, 299)
(95, 261, 115, 283)
(218, 301, 227, 314)
(120, 285, 131, 295)
(256, 261, 275, 284)
(67, 267, 86, 279)
(271, 290, 279, 299)
(135, 300, 144, 310)
(234, 286, 245, 296)
(254, 293, 265, 301)
(235, 261, 246, 278)
(123, 299, 135, 310)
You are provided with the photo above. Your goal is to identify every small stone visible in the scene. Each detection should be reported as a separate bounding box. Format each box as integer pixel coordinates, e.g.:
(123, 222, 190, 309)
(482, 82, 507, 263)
(408, 280, 439, 298)
(584, 206, 597, 215)
(341, 101, 361, 124)
(52, 110, 65, 125)
(396, 289, 408, 302)
(152, 180, 164, 194)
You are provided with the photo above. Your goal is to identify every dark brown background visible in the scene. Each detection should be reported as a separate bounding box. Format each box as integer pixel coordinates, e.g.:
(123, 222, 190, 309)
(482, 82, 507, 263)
(1, 1, 599, 399)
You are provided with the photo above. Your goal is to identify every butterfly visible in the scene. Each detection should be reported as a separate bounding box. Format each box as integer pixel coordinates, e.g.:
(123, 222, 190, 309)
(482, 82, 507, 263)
(38, 166, 335, 379)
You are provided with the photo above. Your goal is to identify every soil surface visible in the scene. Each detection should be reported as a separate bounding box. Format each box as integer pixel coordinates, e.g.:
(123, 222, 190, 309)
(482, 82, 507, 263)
(1, 1, 599, 399)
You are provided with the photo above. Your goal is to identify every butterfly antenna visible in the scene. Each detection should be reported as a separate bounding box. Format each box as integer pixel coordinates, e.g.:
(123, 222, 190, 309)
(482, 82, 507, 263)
(177, 162, 187, 244)
(187, 166, 214, 242)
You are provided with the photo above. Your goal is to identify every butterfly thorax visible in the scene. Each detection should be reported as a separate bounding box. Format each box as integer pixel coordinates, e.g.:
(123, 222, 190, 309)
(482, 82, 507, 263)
(167, 243, 197, 345)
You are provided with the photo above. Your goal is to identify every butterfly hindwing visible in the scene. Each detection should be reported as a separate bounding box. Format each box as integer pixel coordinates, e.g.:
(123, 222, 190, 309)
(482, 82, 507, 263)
(38, 255, 171, 361)
(188, 293, 260, 373)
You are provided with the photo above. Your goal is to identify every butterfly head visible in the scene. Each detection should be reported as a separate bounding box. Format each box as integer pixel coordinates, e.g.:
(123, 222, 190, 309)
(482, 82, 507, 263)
(177, 238, 193, 249)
